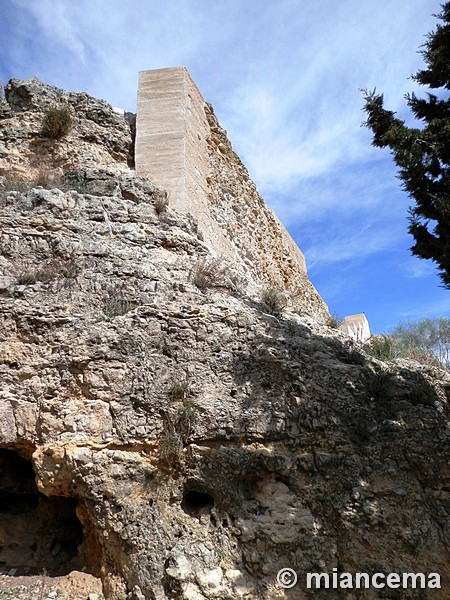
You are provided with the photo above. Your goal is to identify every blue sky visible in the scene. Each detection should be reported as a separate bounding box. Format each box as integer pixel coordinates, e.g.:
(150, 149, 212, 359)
(1, 0, 448, 333)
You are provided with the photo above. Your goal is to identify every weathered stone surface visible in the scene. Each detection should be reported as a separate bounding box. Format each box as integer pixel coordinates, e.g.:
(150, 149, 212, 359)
(0, 169, 449, 598)
(0, 78, 134, 179)
(0, 78, 449, 599)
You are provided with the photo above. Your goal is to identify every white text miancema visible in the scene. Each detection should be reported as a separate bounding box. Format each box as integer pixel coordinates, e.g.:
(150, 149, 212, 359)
(306, 570, 441, 590)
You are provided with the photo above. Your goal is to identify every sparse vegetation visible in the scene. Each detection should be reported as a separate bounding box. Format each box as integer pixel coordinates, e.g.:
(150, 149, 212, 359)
(364, 318, 449, 370)
(390, 318, 450, 370)
(42, 105, 73, 139)
(17, 269, 53, 286)
(366, 371, 393, 401)
(165, 378, 199, 441)
(284, 317, 304, 336)
(16, 257, 80, 285)
(1, 172, 31, 193)
(407, 383, 436, 407)
(0, 168, 90, 197)
(1, 169, 55, 193)
(102, 296, 133, 320)
(212, 544, 226, 562)
(327, 312, 344, 329)
(59, 172, 90, 194)
(37, 569, 48, 600)
(260, 287, 287, 315)
(365, 334, 398, 361)
(169, 378, 190, 402)
(178, 398, 198, 438)
(190, 258, 230, 291)
(34, 167, 53, 188)
(159, 430, 183, 463)
(344, 347, 366, 366)
(154, 195, 169, 215)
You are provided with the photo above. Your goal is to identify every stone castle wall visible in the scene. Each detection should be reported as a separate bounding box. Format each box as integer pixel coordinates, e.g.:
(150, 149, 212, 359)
(136, 67, 327, 318)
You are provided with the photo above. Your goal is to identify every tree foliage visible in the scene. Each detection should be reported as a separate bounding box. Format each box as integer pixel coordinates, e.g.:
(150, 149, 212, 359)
(391, 317, 450, 369)
(362, 3, 450, 288)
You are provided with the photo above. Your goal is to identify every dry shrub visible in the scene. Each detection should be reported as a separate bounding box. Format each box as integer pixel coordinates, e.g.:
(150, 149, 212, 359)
(154, 195, 169, 215)
(190, 258, 230, 290)
(327, 312, 344, 328)
(42, 105, 73, 139)
(15, 257, 80, 285)
(102, 296, 134, 320)
(260, 287, 287, 315)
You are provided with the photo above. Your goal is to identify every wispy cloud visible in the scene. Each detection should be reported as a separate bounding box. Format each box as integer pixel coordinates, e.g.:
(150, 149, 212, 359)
(402, 259, 436, 280)
(305, 225, 402, 270)
(13, 0, 88, 63)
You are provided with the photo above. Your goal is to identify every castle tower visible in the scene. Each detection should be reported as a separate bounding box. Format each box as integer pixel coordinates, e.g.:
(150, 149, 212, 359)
(135, 67, 328, 318)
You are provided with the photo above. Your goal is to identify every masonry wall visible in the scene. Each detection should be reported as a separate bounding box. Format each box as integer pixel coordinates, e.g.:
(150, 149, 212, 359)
(136, 67, 328, 319)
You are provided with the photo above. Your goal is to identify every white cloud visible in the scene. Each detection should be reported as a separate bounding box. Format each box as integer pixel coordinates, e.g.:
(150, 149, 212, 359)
(212, 0, 436, 191)
(402, 259, 436, 280)
(305, 225, 401, 270)
(13, 0, 88, 63)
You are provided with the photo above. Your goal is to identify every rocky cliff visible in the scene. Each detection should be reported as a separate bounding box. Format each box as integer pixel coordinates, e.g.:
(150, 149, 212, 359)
(0, 79, 449, 600)
(0, 77, 135, 177)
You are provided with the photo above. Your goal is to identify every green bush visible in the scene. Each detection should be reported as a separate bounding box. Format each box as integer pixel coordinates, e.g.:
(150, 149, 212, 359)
(42, 105, 73, 139)
(390, 318, 449, 370)
(366, 335, 397, 361)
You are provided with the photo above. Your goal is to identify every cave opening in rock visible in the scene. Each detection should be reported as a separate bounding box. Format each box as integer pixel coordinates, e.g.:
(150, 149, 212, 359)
(0, 449, 98, 576)
(181, 488, 215, 518)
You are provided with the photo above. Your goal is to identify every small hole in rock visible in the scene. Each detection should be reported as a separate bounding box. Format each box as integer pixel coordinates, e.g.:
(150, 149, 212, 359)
(182, 489, 214, 518)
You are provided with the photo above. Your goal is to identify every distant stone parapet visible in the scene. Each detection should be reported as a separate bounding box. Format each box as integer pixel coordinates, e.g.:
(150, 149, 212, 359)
(136, 67, 328, 319)
(339, 313, 371, 342)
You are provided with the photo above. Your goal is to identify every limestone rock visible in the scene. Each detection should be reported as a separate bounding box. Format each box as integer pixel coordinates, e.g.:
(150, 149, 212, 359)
(0, 78, 449, 600)
(0, 77, 134, 179)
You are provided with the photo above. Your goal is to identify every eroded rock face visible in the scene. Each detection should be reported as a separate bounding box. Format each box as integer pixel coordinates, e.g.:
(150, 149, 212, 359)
(0, 170, 449, 599)
(0, 77, 134, 179)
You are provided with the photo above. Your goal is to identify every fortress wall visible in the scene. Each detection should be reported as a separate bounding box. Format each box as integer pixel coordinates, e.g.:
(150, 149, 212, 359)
(136, 68, 237, 261)
(136, 67, 328, 319)
(136, 68, 186, 206)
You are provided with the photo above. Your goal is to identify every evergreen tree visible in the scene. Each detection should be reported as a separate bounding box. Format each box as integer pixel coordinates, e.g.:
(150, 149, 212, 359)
(362, 3, 450, 288)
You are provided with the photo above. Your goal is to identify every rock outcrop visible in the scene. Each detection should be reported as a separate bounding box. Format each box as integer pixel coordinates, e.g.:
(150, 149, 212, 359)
(0, 77, 134, 179)
(0, 79, 449, 599)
